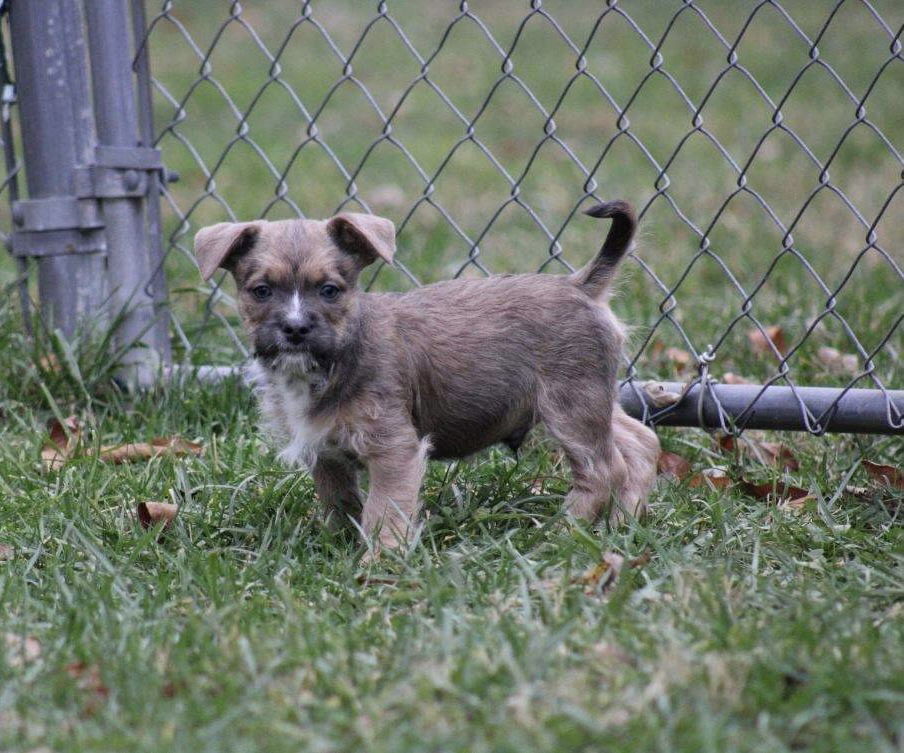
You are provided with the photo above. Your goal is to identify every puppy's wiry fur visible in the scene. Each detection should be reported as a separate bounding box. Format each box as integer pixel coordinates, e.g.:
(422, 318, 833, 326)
(195, 202, 660, 552)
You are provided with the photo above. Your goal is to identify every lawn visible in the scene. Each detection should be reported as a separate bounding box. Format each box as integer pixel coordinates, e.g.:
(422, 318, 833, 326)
(1, 1, 903, 751)
(0, 291, 902, 753)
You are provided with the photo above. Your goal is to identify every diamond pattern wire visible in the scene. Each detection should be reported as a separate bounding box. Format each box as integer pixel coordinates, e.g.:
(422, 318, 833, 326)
(137, 0, 902, 433)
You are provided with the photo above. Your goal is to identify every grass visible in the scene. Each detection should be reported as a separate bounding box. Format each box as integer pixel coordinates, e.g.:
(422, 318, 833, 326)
(1, 2, 903, 751)
(0, 291, 902, 753)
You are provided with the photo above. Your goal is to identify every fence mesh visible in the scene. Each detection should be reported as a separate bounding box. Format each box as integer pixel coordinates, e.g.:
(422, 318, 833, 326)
(7, 0, 903, 432)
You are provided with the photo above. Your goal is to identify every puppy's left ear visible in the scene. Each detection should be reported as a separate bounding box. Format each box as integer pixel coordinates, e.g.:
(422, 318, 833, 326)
(327, 213, 395, 267)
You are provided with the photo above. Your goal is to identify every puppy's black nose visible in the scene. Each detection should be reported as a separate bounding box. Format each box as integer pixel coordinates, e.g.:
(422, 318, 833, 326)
(281, 320, 311, 343)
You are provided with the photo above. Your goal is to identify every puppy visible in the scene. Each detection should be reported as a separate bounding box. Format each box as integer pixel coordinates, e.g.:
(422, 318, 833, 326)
(194, 201, 660, 553)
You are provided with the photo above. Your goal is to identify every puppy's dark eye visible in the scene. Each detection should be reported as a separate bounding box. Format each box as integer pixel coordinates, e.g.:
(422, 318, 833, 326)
(320, 283, 341, 302)
(250, 284, 272, 301)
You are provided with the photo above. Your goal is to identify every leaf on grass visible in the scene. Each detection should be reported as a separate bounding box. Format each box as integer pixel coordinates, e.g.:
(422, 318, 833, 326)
(577, 551, 649, 596)
(664, 347, 692, 373)
(688, 468, 732, 490)
(98, 437, 203, 464)
(0, 543, 13, 561)
(739, 480, 811, 503)
(862, 460, 904, 490)
(37, 354, 62, 373)
(747, 325, 787, 356)
(642, 381, 684, 408)
(817, 346, 859, 375)
(722, 372, 753, 385)
(64, 662, 109, 698)
(658, 451, 692, 480)
(4, 633, 41, 667)
(137, 501, 178, 530)
(716, 433, 800, 471)
(41, 415, 82, 471)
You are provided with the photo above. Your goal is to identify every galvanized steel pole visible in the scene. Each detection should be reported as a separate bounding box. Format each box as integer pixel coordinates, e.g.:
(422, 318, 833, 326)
(620, 382, 904, 435)
(8, 0, 108, 336)
(84, 0, 169, 385)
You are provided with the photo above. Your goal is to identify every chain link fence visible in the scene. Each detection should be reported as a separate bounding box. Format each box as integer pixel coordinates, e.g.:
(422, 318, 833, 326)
(2, 0, 902, 433)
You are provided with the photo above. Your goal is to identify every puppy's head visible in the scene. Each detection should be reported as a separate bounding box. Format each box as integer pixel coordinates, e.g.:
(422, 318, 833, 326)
(194, 213, 395, 373)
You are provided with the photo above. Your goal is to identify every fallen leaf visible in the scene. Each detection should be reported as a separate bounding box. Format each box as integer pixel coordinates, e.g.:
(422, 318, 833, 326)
(748, 325, 787, 356)
(4, 633, 41, 667)
(862, 460, 904, 490)
(98, 437, 203, 464)
(137, 501, 178, 530)
(658, 451, 692, 480)
(64, 661, 109, 716)
(664, 347, 692, 373)
(739, 480, 811, 502)
(817, 346, 859, 375)
(41, 416, 82, 471)
(778, 495, 813, 512)
(642, 381, 684, 408)
(688, 468, 732, 489)
(577, 551, 649, 596)
(38, 354, 62, 372)
(716, 433, 800, 471)
(0, 543, 13, 561)
(722, 372, 753, 385)
(64, 662, 109, 696)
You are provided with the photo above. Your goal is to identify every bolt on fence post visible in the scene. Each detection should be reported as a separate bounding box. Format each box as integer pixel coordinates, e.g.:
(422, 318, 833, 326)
(84, 0, 170, 386)
(8, 0, 108, 337)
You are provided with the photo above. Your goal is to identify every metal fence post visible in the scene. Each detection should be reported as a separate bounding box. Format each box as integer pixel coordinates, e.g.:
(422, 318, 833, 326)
(8, 0, 108, 336)
(84, 0, 170, 385)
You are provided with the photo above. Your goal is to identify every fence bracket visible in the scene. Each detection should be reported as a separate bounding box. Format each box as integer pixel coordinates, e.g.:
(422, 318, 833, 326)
(75, 145, 163, 199)
(9, 196, 106, 258)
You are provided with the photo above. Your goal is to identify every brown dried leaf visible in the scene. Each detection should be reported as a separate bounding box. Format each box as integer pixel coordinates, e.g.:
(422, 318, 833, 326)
(658, 451, 692, 480)
(4, 633, 41, 667)
(688, 468, 731, 490)
(577, 551, 649, 596)
(715, 433, 800, 471)
(64, 662, 109, 697)
(817, 346, 859, 375)
(664, 347, 692, 373)
(722, 372, 754, 385)
(0, 543, 13, 561)
(747, 325, 787, 356)
(862, 460, 904, 490)
(137, 501, 178, 530)
(38, 354, 62, 373)
(739, 480, 810, 503)
(41, 415, 82, 471)
(98, 437, 203, 464)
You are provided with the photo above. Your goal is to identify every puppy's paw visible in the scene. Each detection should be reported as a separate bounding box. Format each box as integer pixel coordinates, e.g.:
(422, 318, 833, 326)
(607, 497, 648, 528)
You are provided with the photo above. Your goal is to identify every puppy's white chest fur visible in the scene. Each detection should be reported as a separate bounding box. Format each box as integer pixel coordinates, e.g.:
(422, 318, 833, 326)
(247, 360, 332, 469)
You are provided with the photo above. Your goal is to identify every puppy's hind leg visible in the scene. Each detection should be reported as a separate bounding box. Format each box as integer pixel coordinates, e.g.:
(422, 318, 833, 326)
(609, 405, 660, 525)
(540, 387, 627, 523)
(312, 454, 363, 533)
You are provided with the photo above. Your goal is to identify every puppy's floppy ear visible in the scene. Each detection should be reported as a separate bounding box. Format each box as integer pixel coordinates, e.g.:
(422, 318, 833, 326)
(194, 222, 262, 280)
(327, 213, 395, 267)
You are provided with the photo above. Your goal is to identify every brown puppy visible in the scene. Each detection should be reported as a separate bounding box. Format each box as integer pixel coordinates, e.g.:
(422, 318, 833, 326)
(194, 201, 660, 554)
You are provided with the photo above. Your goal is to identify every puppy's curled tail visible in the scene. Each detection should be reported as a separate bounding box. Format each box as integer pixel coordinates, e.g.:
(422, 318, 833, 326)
(571, 200, 637, 298)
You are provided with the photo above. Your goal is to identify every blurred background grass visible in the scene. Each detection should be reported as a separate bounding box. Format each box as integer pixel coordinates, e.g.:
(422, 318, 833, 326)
(2, 0, 902, 387)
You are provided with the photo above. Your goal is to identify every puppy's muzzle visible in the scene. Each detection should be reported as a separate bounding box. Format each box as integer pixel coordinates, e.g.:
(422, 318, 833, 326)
(280, 314, 316, 346)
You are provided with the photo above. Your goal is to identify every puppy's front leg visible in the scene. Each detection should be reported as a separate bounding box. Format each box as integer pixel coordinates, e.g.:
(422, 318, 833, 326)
(312, 454, 363, 533)
(361, 435, 429, 555)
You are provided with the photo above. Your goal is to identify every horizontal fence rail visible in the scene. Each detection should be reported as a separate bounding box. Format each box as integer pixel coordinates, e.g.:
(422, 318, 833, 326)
(2, 0, 902, 434)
